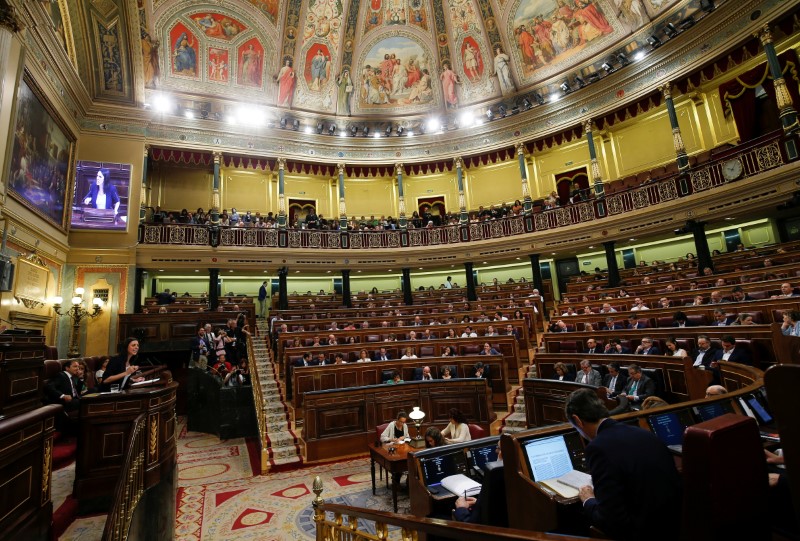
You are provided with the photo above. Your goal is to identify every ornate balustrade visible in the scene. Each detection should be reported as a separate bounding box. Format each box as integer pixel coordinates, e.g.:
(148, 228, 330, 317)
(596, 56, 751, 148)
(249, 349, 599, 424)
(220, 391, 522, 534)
(139, 132, 791, 249)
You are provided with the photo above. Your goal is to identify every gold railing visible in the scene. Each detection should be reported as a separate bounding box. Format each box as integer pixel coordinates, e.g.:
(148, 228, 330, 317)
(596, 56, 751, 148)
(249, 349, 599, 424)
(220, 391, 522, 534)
(311, 476, 593, 541)
(247, 334, 270, 474)
(102, 413, 147, 541)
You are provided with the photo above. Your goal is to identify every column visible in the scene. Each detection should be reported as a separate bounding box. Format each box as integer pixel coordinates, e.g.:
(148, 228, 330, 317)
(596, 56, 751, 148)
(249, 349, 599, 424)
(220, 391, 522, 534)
(516, 143, 533, 214)
(464, 262, 477, 302)
(210, 151, 222, 224)
(584, 120, 605, 197)
(140, 145, 149, 221)
(341, 269, 352, 308)
(337, 163, 347, 230)
(660, 83, 690, 172)
(603, 241, 621, 288)
(396, 163, 407, 229)
(687, 220, 714, 273)
(455, 157, 468, 224)
(209, 268, 219, 310)
(528, 254, 544, 298)
(134, 268, 145, 312)
(759, 25, 799, 134)
(278, 267, 289, 310)
(277, 158, 287, 229)
(402, 268, 413, 305)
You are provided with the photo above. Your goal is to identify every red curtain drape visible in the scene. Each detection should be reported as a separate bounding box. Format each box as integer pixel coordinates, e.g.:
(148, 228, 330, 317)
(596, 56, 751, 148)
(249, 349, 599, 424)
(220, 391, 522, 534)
(554, 167, 589, 204)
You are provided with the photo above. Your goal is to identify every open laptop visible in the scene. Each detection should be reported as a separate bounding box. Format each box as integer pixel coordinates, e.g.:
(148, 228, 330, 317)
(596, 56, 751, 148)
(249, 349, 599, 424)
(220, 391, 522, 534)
(468, 442, 498, 478)
(737, 393, 779, 442)
(647, 409, 695, 454)
(420, 450, 468, 494)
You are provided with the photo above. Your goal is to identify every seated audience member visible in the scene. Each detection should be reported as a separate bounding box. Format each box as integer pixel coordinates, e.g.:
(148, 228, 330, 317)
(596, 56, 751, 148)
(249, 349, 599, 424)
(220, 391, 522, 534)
(425, 426, 445, 448)
(375, 347, 391, 361)
(600, 316, 620, 331)
(584, 338, 601, 354)
(484, 325, 499, 336)
(635, 337, 661, 355)
(421, 329, 435, 340)
(315, 352, 329, 366)
(618, 364, 655, 409)
(712, 334, 752, 366)
(658, 297, 672, 309)
(333, 353, 347, 364)
(599, 303, 617, 314)
(327, 334, 339, 346)
(441, 408, 471, 444)
(733, 313, 755, 325)
(630, 298, 649, 311)
(641, 396, 669, 410)
(401, 347, 417, 360)
(602, 362, 626, 396)
(441, 345, 456, 357)
(705, 384, 728, 398)
(550, 320, 570, 333)
(293, 352, 317, 367)
(479, 342, 500, 356)
(672, 311, 694, 327)
(386, 371, 404, 384)
(417, 366, 434, 381)
(94, 358, 110, 387)
(780, 311, 800, 336)
(709, 290, 726, 304)
(461, 326, 478, 338)
(566, 389, 682, 541)
(408, 331, 418, 341)
(710, 308, 734, 326)
(552, 362, 573, 382)
(627, 313, 648, 330)
(380, 411, 409, 443)
(772, 282, 799, 298)
(440, 366, 453, 379)
(357, 349, 372, 362)
(561, 307, 577, 316)
(604, 338, 630, 354)
(505, 324, 520, 340)
(44, 360, 83, 417)
(730, 285, 753, 302)
(664, 337, 687, 357)
(575, 359, 602, 386)
(691, 335, 718, 370)
(473, 362, 488, 379)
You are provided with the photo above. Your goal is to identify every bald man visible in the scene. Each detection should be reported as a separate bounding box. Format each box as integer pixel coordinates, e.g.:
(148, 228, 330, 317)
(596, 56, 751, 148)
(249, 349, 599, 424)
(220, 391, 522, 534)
(705, 385, 727, 398)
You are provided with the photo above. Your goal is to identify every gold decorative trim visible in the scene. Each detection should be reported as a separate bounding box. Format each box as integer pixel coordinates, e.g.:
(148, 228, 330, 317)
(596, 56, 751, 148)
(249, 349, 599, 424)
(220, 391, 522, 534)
(41, 437, 52, 504)
(149, 415, 158, 463)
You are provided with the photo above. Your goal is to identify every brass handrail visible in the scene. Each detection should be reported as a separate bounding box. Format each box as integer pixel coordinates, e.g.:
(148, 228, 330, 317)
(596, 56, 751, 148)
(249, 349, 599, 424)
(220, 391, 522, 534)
(102, 413, 147, 541)
(311, 476, 600, 541)
(247, 333, 270, 474)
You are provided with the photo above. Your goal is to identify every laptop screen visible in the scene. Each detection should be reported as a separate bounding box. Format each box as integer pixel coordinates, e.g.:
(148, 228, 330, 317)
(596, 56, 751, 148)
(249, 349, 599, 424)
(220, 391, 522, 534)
(647, 410, 694, 447)
(746, 396, 773, 425)
(420, 451, 461, 487)
(693, 400, 734, 422)
(469, 443, 499, 474)
(523, 434, 573, 482)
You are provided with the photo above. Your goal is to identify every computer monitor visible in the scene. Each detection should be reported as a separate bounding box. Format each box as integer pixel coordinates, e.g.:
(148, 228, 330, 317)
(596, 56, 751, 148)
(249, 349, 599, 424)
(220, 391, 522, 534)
(692, 400, 735, 422)
(563, 430, 589, 473)
(742, 394, 774, 426)
(523, 434, 575, 483)
(420, 450, 467, 487)
(469, 443, 499, 475)
(647, 409, 695, 447)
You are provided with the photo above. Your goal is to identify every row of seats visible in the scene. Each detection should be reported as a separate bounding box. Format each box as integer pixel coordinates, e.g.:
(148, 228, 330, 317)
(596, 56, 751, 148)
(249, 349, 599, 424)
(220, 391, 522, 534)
(287, 343, 500, 364)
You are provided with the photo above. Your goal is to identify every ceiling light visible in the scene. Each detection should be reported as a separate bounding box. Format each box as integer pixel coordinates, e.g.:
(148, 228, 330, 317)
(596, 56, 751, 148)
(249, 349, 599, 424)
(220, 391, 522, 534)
(362, 126, 370, 137)
(385, 125, 393, 136)
(560, 81, 571, 93)
(153, 94, 173, 113)
(304, 125, 313, 134)
(328, 124, 336, 135)
(279, 117, 287, 129)
(373, 132, 381, 138)
(521, 98, 532, 110)
(617, 53, 629, 66)
(426, 118, 441, 132)
(338, 130, 348, 137)
(473, 118, 484, 126)
(184, 110, 194, 119)
(459, 111, 474, 126)
(316, 122, 324, 134)
(226, 115, 237, 124)
(195, 269, 199, 272)
(575, 76, 586, 88)
(664, 23, 679, 38)
(550, 94, 560, 103)
(498, 105, 507, 117)
(158, 269, 164, 272)
(647, 35, 662, 48)
(601, 62, 614, 73)
(396, 126, 404, 136)
(534, 93, 545, 105)
(485, 108, 495, 121)
(633, 51, 645, 61)
(406, 131, 414, 137)
(292, 119, 300, 131)
(350, 125, 358, 136)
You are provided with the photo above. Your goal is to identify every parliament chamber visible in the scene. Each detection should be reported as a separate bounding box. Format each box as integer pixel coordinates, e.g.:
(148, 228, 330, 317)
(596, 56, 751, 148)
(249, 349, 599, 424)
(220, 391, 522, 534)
(1, 0, 800, 539)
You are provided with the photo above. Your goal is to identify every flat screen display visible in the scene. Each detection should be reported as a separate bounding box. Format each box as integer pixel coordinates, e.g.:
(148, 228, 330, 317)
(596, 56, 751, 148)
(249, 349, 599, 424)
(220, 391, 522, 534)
(693, 400, 735, 422)
(469, 443, 499, 474)
(421, 451, 463, 487)
(523, 435, 573, 482)
(647, 410, 695, 447)
(71, 161, 131, 231)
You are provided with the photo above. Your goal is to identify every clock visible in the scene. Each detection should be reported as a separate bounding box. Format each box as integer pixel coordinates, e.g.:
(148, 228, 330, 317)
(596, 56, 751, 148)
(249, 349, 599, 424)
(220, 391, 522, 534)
(722, 159, 743, 181)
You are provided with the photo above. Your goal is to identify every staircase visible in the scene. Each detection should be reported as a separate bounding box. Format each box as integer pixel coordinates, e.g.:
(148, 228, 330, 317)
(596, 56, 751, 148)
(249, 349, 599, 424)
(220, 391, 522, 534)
(500, 358, 538, 434)
(252, 320, 304, 470)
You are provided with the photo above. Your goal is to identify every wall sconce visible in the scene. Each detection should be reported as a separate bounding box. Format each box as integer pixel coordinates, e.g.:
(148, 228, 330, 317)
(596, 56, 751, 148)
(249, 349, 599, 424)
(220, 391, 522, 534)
(408, 406, 426, 447)
(52, 287, 103, 358)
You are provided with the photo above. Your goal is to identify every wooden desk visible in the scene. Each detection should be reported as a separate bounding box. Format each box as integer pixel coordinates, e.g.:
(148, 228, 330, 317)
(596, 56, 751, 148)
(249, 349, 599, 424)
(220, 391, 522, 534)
(370, 442, 410, 512)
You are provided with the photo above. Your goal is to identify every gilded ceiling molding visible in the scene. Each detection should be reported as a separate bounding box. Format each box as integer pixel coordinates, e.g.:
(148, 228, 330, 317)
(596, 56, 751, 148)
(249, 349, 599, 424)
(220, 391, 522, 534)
(0, 0, 22, 33)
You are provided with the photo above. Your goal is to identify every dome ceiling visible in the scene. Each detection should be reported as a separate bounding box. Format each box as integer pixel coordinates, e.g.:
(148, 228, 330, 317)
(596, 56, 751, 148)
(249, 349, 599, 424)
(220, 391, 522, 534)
(137, 0, 688, 120)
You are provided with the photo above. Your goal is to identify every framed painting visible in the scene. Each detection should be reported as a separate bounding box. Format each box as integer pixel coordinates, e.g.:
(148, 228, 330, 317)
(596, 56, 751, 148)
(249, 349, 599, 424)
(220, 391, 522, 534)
(6, 72, 75, 231)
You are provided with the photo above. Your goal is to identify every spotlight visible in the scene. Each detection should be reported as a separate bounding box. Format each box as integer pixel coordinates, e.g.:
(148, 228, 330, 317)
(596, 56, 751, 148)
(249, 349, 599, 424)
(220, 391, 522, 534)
(280, 117, 287, 129)
(350, 125, 358, 136)
(560, 81, 572, 93)
(304, 125, 313, 134)
(498, 104, 507, 117)
(633, 50, 645, 61)
(617, 53, 629, 66)
(396, 126, 404, 136)
(328, 124, 336, 135)
(292, 119, 300, 131)
(699, 0, 715, 12)
(575, 76, 586, 88)
(459, 111, 475, 126)
(586, 73, 600, 83)
(521, 98, 532, 110)
(664, 23, 678, 38)
(679, 17, 695, 30)
(385, 125, 393, 136)
(647, 35, 662, 48)
(601, 62, 614, 73)
(200, 109, 209, 119)
(426, 117, 441, 132)
(316, 122, 324, 134)
(373, 131, 381, 138)
(184, 109, 194, 119)
(153, 94, 173, 113)
(486, 108, 495, 121)
(362, 126, 370, 137)
(550, 94, 561, 103)
(534, 93, 545, 105)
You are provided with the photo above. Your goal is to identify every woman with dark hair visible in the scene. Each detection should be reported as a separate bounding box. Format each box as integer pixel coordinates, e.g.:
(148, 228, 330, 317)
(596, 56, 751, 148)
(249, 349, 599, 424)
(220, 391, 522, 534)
(83, 168, 120, 214)
(441, 407, 471, 444)
(100, 337, 143, 391)
(425, 426, 445, 448)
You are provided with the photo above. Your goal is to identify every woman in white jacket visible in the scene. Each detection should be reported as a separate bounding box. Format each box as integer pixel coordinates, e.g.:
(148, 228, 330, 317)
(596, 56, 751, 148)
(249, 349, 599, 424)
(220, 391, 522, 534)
(441, 408, 471, 444)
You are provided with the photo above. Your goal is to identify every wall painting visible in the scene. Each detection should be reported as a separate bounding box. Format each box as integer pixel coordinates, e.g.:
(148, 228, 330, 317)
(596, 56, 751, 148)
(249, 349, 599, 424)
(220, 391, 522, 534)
(208, 47, 230, 83)
(358, 35, 434, 110)
(170, 22, 199, 78)
(237, 38, 264, 88)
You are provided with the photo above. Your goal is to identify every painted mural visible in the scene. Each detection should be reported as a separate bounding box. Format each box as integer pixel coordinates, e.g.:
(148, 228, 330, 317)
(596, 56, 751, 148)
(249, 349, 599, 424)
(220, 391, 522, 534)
(460, 37, 484, 82)
(364, 0, 429, 33)
(303, 0, 344, 49)
(509, 0, 621, 82)
(244, 0, 280, 25)
(170, 23, 199, 78)
(276, 59, 296, 107)
(208, 47, 229, 83)
(191, 13, 245, 40)
(48, 0, 68, 53)
(305, 44, 332, 90)
(357, 35, 436, 111)
(97, 21, 124, 94)
(142, 32, 161, 88)
(238, 38, 264, 88)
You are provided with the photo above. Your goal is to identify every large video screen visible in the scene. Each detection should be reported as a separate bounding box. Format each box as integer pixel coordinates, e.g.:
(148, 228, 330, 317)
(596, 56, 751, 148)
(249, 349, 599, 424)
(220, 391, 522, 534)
(71, 161, 131, 231)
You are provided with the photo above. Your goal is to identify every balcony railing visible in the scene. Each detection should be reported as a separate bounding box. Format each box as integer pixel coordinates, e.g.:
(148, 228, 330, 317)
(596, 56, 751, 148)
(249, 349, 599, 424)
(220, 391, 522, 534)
(139, 132, 791, 250)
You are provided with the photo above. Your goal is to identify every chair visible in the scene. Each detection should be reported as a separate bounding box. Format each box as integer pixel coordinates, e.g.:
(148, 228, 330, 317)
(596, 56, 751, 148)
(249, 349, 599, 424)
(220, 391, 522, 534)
(468, 424, 486, 440)
(478, 461, 508, 527)
(381, 369, 395, 382)
(681, 414, 768, 540)
(420, 345, 434, 356)
(460, 344, 481, 355)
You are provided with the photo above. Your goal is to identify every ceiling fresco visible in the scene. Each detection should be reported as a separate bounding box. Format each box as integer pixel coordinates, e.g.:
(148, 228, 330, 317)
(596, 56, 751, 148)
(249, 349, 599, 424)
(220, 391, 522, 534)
(129, 0, 680, 118)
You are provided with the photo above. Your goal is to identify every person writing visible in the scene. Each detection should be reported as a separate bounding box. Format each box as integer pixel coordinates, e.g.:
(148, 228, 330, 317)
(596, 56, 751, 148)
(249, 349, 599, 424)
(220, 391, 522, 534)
(83, 168, 120, 215)
(566, 389, 682, 540)
(100, 337, 145, 391)
(380, 411, 409, 444)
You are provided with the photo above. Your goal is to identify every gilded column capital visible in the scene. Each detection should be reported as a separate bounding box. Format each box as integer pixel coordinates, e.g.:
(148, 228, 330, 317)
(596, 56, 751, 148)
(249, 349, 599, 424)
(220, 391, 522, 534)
(659, 82, 673, 100)
(395, 163, 404, 176)
(144, 144, 150, 156)
(277, 157, 286, 170)
(756, 24, 772, 45)
(0, 1, 22, 33)
(453, 156, 463, 169)
(213, 151, 222, 164)
(583, 119, 593, 135)
(337, 163, 345, 176)
(515, 142, 526, 156)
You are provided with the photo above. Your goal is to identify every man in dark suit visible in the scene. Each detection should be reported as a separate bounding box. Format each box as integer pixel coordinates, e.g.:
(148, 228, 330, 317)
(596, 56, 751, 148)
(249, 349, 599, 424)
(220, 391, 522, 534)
(710, 308, 734, 326)
(293, 352, 318, 367)
(566, 389, 682, 541)
(604, 338, 630, 354)
(712, 335, 753, 366)
(619, 364, 655, 408)
(602, 316, 622, 331)
(690, 335, 717, 369)
(730, 286, 753, 302)
(602, 362, 627, 397)
(672, 311, 695, 327)
(584, 338, 601, 354)
(190, 327, 210, 370)
(627, 313, 649, 330)
(374, 347, 391, 361)
(44, 360, 83, 412)
(634, 337, 661, 355)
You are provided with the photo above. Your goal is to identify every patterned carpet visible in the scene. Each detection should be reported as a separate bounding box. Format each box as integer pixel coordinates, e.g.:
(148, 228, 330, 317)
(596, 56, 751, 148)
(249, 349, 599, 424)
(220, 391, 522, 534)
(175, 418, 406, 541)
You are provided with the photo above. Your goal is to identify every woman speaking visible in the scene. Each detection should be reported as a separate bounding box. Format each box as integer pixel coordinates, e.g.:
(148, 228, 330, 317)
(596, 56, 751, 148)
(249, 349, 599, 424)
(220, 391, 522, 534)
(83, 168, 120, 214)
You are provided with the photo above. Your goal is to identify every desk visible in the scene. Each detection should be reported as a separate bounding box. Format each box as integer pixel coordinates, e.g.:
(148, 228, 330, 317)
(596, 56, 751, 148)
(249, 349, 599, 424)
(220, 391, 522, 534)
(370, 442, 410, 512)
